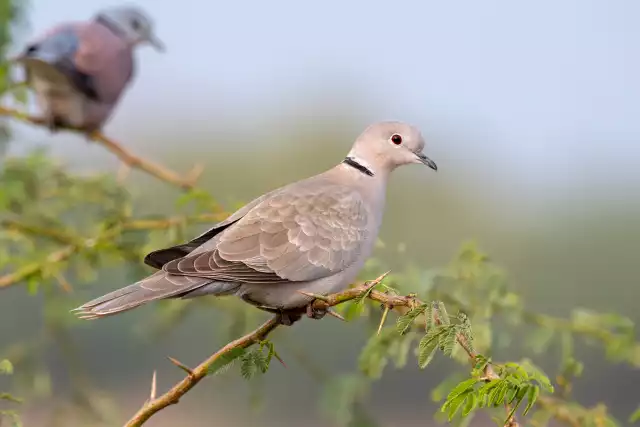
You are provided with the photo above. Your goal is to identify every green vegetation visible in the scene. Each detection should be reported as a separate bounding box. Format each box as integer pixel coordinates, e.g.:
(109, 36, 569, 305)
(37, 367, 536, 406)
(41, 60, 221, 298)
(1, 3, 638, 427)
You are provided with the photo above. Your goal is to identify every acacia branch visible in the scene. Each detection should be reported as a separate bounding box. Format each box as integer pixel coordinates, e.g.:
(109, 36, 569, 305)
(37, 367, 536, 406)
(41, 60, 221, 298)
(0, 106, 203, 190)
(124, 272, 520, 427)
(124, 316, 280, 427)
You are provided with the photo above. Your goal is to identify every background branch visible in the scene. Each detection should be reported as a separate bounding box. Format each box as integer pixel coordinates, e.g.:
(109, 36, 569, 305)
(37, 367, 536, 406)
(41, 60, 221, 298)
(0, 106, 203, 190)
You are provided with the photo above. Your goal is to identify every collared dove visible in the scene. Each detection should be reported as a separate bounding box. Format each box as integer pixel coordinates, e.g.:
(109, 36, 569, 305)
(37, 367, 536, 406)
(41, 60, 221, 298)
(74, 122, 438, 324)
(13, 5, 163, 133)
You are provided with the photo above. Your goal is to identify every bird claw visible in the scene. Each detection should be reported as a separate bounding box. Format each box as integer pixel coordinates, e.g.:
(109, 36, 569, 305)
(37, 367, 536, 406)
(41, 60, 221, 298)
(43, 114, 64, 133)
(306, 303, 327, 319)
(277, 311, 302, 326)
(305, 304, 345, 321)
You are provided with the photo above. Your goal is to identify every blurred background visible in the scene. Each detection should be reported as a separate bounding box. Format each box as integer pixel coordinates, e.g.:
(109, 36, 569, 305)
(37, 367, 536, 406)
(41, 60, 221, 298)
(1, 0, 639, 426)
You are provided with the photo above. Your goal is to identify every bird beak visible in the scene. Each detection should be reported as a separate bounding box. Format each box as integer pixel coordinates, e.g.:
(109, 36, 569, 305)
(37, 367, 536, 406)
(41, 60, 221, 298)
(147, 34, 165, 52)
(416, 152, 437, 171)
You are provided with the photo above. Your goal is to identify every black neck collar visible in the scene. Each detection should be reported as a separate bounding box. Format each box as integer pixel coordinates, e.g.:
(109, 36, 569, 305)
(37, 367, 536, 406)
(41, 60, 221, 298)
(342, 157, 374, 177)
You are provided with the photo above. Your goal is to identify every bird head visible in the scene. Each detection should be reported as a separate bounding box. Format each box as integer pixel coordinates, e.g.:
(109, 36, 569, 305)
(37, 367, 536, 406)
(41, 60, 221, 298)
(347, 121, 437, 175)
(96, 5, 165, 52)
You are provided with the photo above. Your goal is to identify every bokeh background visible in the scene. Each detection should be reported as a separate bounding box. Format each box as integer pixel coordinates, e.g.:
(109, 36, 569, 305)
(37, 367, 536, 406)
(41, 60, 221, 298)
(1, 0, 639, 426)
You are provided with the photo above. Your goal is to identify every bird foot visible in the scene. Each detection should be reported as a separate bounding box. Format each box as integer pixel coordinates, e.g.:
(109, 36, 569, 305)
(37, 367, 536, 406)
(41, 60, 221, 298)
(277, 311, 303, 326)
(43, 114, 64, 133)
(306, 303, 327, 320)
(306, 302, 346, 321)
(248, 298, 304, 326)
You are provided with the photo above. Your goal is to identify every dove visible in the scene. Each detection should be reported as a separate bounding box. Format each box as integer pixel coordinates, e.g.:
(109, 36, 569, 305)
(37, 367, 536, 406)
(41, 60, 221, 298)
(13, 5, 163, 133)
(74, 121, 438, 324)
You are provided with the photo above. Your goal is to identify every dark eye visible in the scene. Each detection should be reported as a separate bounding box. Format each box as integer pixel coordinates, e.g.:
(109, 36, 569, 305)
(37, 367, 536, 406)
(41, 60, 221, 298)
(391, 134, 403, 145)
(131, 18, 141, 30)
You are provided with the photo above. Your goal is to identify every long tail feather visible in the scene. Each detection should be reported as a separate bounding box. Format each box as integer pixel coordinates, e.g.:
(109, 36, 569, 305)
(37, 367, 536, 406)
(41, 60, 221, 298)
(72, 271, 213, 319)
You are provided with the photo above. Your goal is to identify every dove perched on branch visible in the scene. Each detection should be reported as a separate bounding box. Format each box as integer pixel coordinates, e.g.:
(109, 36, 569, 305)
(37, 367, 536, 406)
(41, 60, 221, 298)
(13, 5, 163, 133)
(75, 122, 438, 324)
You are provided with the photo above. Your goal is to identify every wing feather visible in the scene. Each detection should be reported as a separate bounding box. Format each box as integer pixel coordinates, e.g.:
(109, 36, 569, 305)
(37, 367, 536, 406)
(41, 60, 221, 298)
(160, 182, 370, 284)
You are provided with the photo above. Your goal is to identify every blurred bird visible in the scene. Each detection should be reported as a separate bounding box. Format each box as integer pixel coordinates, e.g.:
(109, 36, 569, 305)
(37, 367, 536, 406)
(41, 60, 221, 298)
(13, 5, 163, 133)
(74, 122, 438, 324)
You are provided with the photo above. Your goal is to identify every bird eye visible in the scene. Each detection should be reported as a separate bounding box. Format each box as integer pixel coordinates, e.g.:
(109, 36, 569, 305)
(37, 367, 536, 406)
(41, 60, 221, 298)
(390, 134, 403, 145)
(131, 18, 141, 31)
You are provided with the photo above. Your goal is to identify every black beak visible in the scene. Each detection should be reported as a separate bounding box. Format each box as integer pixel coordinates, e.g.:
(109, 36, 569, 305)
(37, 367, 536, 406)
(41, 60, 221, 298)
(416, 153, 438, 171)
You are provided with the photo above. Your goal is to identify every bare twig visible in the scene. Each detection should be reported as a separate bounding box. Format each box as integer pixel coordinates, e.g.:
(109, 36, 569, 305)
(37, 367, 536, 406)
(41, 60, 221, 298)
(0, 105, 203, 190)
(121, 214, 227, 231)
(124, 316, 281, 427)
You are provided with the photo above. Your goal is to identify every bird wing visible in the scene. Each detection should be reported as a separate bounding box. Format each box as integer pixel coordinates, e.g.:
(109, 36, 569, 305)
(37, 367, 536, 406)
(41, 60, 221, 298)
(161, 182, 370, 284)
(143, 192, 273, 269)
(73, 21, 134, 104)
(20, 24, 100, 100)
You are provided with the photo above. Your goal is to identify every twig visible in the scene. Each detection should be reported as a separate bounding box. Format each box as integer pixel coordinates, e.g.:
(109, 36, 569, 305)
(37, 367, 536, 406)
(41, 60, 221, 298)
(0, 222, 126, 289)
(121, 214, 227, 231)
(124, 316, 280, 427)
(0, 245, 75, 289)
(0, 214, 228, 290)
(1, 219, 81, 246)
(0, 105, 203, 190)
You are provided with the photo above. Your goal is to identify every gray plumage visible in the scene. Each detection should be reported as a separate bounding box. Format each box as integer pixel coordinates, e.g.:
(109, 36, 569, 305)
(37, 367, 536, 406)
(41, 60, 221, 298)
(14, 5, 163, 132)
(74, 121, 438, 320)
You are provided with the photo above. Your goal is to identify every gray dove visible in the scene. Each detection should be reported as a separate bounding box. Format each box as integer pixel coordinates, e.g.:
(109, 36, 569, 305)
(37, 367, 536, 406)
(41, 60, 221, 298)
(74, 122, 437, 324)
(13, 5, 163, 133)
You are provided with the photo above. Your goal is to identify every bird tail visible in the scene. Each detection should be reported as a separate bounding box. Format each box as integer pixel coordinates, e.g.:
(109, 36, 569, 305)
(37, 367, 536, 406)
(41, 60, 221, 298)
(72, 271, 232, 320)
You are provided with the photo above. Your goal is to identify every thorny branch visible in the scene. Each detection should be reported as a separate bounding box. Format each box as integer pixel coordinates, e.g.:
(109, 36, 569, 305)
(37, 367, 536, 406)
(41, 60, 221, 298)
(124, 316, 281, 427)
(0, 106, 204, 190)
(124, 272, 520, 427)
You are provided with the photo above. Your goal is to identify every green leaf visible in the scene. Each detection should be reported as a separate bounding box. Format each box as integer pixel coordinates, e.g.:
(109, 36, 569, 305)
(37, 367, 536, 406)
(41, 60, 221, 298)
(396, 303, 427, 334)
(446, 378, 478, 402)
(477, 379, 501, 397)
(440, 326, 459, 356)
(523, 385, 539, 416)
(417, 332, 440, 368)
(207, 347, 245, 375)
(436, 301, 450, 325)
(462, 393, 477, 417)
(443, 391, 471, 421)
(341, 300, 367, 321)
(240, 351, 259, 379)
(431, 373, 466, 402)
(630, 405, 640, 423)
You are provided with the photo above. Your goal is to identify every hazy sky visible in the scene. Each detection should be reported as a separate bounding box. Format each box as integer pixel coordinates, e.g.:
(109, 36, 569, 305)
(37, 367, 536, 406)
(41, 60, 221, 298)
(11, 0, 640, 195)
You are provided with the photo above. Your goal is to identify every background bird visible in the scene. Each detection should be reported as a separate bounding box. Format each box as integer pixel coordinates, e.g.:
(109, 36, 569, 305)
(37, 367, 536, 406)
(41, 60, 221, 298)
(74, 121, 438, 324)
(13, 5, 163, 133)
